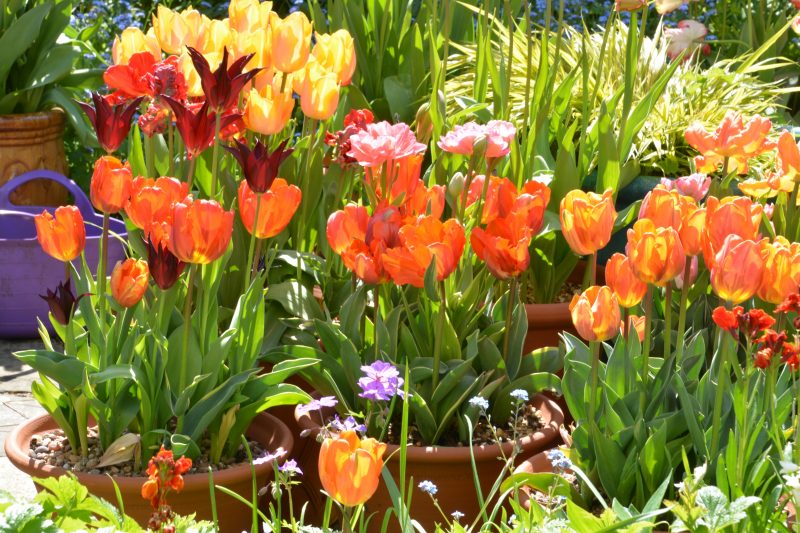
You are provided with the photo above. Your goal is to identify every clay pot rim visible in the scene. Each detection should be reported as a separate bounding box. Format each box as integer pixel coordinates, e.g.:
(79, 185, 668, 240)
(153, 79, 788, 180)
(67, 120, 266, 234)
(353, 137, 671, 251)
(0, 109, 66, 123)
(296, 393, 564, 463)
(4, 411, 293, 490)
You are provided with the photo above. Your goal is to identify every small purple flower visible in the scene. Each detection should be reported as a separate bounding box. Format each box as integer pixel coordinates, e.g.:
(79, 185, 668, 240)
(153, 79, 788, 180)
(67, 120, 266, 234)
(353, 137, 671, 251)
(358, 361, 404, 401)
(278, 459, 303, 477)
(510, 389, 529, 403)
(331, 415, 367, 434)
(296, 395, 338, 415)
(468, 396, 489, 411)
(252, 447, 287, 465)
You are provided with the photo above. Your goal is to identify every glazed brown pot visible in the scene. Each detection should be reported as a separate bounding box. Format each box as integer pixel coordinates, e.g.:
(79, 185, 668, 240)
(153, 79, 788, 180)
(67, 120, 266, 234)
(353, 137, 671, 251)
(295, 394, 564, 531)
(524, 262, 606, 353)
(5, 412, 293, 532)
(0, 110, 69, 206)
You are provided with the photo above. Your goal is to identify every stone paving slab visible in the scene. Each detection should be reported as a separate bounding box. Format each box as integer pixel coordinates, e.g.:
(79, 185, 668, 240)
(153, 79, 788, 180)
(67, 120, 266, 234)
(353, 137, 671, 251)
(1, 339, 44, 500)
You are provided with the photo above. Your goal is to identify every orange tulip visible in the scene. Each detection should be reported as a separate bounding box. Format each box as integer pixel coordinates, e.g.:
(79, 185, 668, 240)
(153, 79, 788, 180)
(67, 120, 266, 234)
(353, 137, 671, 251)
(622, 315, 647, 342)
(569, 285, 621, 342)
(605, 253, 647, 308)
(243, 86, 294, 135)
(679, 204, 706, 257)
(626, 219, 685, 286)
(112, 27, 160, 65)
(382, 216, 465, 288)
(366, 153, 423, 207)
(560, 189, 617, 256)
(110, 258, 149, 308)
(237, 178, 302, 239)
(684, 112, 774, 175)
(757, 237, 800, 304)
(703, 196, 762, 268)
(168, 197, 234, 264)
(399, 182, 445, 223)
(91, 156, 133, 214)
(639, 186, 684, 230)
(777, 130, 800, 182)
(319, 429, 386, 507)
(467, 176, 550, 232)
(270, 12, 312, 73)
(710, 235, 765, 304)
(312, 30, 356, 85)
(326, 206, 400, 284)
(126, 176, 189, 235)
(299, 70, 340, 120)
(471, 213, 532, 280)
(34, 206, 86, 262)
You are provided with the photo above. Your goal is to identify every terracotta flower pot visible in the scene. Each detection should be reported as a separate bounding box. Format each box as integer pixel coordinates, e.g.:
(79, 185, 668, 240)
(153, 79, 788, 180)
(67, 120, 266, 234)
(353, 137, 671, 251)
(0, 110, 69, 206)
(4, 412, 293, 532)
(295, 394, 564, 530)
(512, 451, 560, 511)
(524, 262, 606, 353)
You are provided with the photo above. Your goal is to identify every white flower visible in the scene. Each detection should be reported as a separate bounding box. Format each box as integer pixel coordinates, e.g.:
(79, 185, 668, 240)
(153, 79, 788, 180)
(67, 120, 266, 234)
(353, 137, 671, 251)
(664, 20, 709, 62)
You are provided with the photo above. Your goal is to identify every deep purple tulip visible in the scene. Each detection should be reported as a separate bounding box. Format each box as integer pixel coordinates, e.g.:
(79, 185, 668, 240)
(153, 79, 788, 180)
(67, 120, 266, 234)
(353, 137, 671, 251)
(78, 92, 144, 154)
(186, 46, 260, 112)
(224, 138, 293, 193)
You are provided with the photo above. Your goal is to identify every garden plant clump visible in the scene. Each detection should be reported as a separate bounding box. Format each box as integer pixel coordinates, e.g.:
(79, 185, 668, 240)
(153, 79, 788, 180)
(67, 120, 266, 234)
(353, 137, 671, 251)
(1, 0, 800, 532)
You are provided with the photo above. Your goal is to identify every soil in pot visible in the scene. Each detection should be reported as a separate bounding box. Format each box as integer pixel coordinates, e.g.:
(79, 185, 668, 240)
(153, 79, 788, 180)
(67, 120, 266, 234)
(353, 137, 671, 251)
(5, 412, 293, 532)
(294, 394, 564, 531)
(524, 261, 606, 354)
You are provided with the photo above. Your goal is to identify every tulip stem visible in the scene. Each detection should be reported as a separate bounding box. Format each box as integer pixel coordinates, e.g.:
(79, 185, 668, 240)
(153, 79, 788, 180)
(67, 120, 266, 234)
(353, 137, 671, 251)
(639, 285, 653, 413)
(710, 305, 732, 461)
(664, 285, 673, 360)
(432, 282, 447, 390)
(145, 134, 154, 178)
(588, 340, 600, 428)
(178, 265, 197, 420)
(211, 113, 222, 197)
(788, 181, 799, 241)
(97, 212, 110, 331)
(186, 157, 197, 192)
(675, 259, 692, 365)
(168, 120, 175, 176)
(374, 286, 381, 362)
(502, 277, 518, 363)
(244, 193, 263, 293)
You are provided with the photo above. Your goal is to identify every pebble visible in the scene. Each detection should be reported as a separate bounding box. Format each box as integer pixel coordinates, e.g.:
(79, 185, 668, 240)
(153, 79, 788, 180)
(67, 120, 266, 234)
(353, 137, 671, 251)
(89, 469, 100, 475)
(31, 435, 41, 445)
(67, 454, 80, 462)
(34, 446, 48, 454)
(86, 459, 99, 469)
(48, 441, 62, 452)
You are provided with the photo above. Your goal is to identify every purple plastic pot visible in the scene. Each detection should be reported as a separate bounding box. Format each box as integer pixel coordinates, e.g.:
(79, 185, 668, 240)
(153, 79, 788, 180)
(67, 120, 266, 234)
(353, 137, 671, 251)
(0, 170, 127, 339)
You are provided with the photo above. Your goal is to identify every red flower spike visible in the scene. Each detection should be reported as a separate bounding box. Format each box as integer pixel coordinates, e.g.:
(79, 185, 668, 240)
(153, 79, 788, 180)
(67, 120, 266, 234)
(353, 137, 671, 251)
(162, 96, 240, 159)
(344, 109, 374, 129)
(741, 309, 775, 339)
(186, 46, 260, 112)
(224, 138, 293, 194)
(79, 92, 145, 154)
(777, 292, 800, 315)
(711, 305, 744, 336)
(754, 348, 774, 369)
(782, 342, 800, 370)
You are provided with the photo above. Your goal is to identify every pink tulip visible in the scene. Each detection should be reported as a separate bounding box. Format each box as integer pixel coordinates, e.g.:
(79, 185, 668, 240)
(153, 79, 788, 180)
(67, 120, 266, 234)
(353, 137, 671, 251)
(665, 20, 710, 62)
(437, 120, 516, 159)
(347, 121, 427, 168)
(660, 173, 711, 202)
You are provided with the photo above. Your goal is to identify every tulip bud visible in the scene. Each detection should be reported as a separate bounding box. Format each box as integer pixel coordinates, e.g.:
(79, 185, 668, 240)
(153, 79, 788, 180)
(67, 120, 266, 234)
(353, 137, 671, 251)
(472, 134, 489, 160)
(569, 285, 621, 342)
(415, 103, 433, 145)
(147, 237, 186, 290)
(271, 12, 312, 73)
(91, 156, 133, 214)
(110, 258, 149, 308)
(711, 235, 765, 304)
(39, 279, 77, 326)
(34, 206, 86, 262)
(300, 71, 340, 120)
(448, 172, 465, 199)
(560, 189, 617, 256)
(606, 253, 647, 308)
(312, 30, 356, 85)
(319, 430, 386, 506)
(626, 219, 685, 286)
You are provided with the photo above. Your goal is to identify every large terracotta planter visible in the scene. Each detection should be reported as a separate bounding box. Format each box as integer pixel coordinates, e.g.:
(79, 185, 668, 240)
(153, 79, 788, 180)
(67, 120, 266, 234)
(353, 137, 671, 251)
(0, 110, 69, 206)
(5, 412, 293, 532)
(295, 394, 564, 530)
(524, 262, 605, 353)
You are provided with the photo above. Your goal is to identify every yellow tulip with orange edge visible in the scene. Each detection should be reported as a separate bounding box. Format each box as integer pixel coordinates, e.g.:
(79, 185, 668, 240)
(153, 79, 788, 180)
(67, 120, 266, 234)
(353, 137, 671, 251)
(318, 429, 386, 507)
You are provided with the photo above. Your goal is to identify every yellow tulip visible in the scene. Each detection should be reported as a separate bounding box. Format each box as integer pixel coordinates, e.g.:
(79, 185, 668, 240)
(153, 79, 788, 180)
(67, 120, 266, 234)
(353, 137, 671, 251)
(271, 12, 312, 73)
(243, 86, 294, 135)
(178, 51, 222, 98)
(312, 29, 356, 85)
(300, 70, 340, 120)
(180, 7, 208, 50)
(228, 0, 273, 33)
(112, 27, 161, 65)
(229, 28, 270, 71)
(200, 19, 232, 57)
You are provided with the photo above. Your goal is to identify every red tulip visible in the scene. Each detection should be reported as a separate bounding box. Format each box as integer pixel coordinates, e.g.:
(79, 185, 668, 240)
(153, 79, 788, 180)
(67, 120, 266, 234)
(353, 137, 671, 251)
(186, 46, 260, 112)
(90, 156, 133, 214)
(471, 212, 532, 280)
(162, 97, 240, 159)
(237, 178, 302, 238)
(225, 138, 293, 194)
(34, 206, 86, 262)
(168, 197, 234, 264)
(79, 92, 144, 154)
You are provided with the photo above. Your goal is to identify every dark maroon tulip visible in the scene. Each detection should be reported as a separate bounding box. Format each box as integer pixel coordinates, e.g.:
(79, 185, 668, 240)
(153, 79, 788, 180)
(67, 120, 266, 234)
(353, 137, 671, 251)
(39, 279, 77, 326)
(146, 238, 186, 290)
(78, 92, 144, 154)
(224, 138, 293, 194)
(186, 46, 260, 112)
(161, 96, 240, 159)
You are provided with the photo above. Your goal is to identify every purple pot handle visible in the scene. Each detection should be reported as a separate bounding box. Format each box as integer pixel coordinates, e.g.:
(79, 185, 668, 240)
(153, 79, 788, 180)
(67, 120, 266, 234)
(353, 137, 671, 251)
(0, 170, 95, 218)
